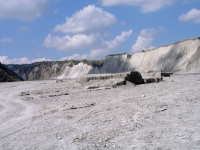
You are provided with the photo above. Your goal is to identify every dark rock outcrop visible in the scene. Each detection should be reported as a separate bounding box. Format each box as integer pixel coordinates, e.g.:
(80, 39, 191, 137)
(125, 71, 144, 85)
(161, 72, 173, 77)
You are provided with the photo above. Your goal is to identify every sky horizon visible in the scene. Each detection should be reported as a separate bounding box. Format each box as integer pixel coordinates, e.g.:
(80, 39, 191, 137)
(0, 0, 200, 64)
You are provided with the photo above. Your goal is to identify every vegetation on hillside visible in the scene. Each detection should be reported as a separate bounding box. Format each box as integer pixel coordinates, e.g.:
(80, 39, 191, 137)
(0, 63, 23, 82)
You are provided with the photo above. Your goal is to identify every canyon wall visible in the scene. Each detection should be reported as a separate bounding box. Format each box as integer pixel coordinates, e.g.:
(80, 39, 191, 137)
(6, 38, 200, 80)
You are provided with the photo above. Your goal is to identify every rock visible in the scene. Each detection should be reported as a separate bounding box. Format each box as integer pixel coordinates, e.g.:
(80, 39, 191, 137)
(85, 85, 100, 89)
(142, 70, 163, 83)
(20, 92, 30, 96)
(71, 105, 77, 109)
(105, 137, 110, 141)
(161, 72, 173, 77)
(112, 80, 126, 88)
(144, 78, 156, 83)
(124, 71, 144, 84)
(22, 97, 34, 101)
(49, 93, 69, 97)
(56, 79, 63, 83)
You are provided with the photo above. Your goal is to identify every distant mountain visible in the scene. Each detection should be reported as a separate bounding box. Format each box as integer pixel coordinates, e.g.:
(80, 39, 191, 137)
(0, 62, 23, 82)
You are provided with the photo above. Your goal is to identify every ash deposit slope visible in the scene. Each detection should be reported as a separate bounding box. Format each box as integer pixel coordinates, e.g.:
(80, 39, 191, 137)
(129, 38, 200, 73)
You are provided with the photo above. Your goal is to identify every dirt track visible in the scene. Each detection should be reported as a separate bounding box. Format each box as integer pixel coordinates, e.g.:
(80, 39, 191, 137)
(1, 74, 200, 150)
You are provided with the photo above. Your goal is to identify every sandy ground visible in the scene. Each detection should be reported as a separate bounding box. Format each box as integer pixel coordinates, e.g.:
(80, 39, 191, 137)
(1, 74, 200, 150)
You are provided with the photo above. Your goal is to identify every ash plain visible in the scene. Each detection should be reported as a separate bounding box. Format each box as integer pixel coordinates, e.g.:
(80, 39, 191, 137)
(1, 74, 200, 150)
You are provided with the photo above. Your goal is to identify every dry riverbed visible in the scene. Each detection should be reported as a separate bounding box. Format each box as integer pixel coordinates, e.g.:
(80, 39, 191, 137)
(1, 74, 200, 150)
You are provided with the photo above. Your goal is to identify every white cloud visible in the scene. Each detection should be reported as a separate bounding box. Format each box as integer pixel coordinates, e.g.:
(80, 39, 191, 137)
(60, 30, 133, 60)
(86, 30, 133, 59)
(131, 28, 157, 53)
(0, 0, 49, 21)
(44, 5, 118, 51)
(100, 0, 175, 13)
(18, 26, 30, 32)
(44, 30, 132, 53)
(0, 38, 13, 43)
(0, 56, 51, 64)
(54, 5, 116, 34)
(1, 30, 132, 64)
(45, 5, 132, 60)
(179, 8, 200, 23)
(44, 33, 104, 51)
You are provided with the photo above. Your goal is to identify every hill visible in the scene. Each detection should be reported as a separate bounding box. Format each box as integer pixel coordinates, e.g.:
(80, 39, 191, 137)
(0, 62, 23, 82)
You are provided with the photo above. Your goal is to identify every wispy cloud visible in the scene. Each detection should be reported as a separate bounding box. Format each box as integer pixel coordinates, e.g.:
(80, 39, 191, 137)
(18, 26, 30, 32)
(100, 0, 176, 13)
(179, 8, 200, 24)
(0, 38, 13, 43)
(0, 56, 51, 64)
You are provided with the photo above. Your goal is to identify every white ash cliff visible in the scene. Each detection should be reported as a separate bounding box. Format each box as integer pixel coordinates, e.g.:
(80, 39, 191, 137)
(6, 38, 200, 80)
(102, 38, 200, 74)
(129, 38, 200, 73)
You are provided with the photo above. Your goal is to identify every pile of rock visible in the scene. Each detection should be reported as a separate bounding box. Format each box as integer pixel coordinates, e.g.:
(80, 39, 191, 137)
(125, 71, 163, 84)
(161, 72, 173, 77)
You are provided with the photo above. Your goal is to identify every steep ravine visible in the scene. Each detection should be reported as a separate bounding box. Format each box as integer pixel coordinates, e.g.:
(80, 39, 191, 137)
(6, 38, 200, 80)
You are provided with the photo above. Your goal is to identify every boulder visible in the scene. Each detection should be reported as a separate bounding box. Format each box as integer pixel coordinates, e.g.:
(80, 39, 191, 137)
(161, 72, 173, 77)
(124, 71, 144, 84)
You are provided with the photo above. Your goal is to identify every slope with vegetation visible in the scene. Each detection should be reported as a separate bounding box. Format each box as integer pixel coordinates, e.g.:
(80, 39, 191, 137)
(0, 62, 23, 82)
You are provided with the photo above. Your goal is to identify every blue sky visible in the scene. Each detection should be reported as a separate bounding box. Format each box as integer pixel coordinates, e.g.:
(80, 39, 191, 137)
(0, 0, 200, 64)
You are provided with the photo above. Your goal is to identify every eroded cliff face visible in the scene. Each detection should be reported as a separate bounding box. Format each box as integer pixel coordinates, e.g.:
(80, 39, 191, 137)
(99, 38, 200, 74)
(6, 60, 104, 80)
(6, 61, 72, 80)
(6, 38, 200, 80)
(129, 38, 200, 73)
